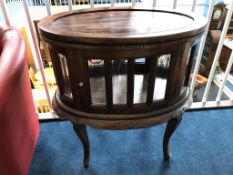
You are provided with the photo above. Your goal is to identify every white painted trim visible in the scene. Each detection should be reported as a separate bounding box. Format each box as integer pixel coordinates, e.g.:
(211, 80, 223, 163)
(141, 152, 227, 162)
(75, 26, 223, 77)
(45, 0, 51, 15)
(132, 0, 136, 7)
(190, 0, 215, 94)
(68, 0, 72, 11)
(110, 0, 114, 7)
(152, 0, 157, 8)
(173, 0, 177, 9)
(191, 0, 197, 12)
(216, 51, 233, 101)
(38, 111, 59, 120)
(202, 0, 233, 102)
(22, 0, 52, 108)
(0, 0, 10, 26)
(90, 0, 94, 8)
(214, 78, 232, 99)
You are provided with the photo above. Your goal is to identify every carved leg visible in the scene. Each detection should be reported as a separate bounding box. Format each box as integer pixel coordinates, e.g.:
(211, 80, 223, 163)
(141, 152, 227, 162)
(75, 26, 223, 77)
(163, 116, 183, 160)
(73, 123, 90, 168)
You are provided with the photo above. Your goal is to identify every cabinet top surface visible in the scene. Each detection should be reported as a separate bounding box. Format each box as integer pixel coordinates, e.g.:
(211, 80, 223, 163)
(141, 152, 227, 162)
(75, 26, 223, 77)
(39, 7, 206, 44)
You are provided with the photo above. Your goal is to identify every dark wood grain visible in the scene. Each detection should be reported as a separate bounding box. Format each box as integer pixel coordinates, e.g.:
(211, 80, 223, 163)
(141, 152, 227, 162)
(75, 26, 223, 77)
(66, 49, 91, 110)
(127, 58, 135, 107)
(65, 49, 82, 108)
(104, 59, 113, 108)
(147, 57, 158, 105)
(163, 115, 183, 160)
(39, 8, 206, 45)
(48, 45, 65, 95)
(73, 124, 90, 167)
(184, 44, 198, 86)
(175, 42, 191, 97)
(165, 48, 183, 102)
(40, 7, 206, 167)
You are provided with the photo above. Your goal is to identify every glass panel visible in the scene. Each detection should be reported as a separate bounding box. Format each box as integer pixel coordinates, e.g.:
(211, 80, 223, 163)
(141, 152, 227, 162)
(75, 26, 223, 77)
(58, 53, 72, 99)
(134, 58, 147, 104)
(88, 59, 106, 104)
(183, 48, 192, 87)
(153, 54, 171, 101)
(112, 59, 127, 104)
(134, 74, 147, 103)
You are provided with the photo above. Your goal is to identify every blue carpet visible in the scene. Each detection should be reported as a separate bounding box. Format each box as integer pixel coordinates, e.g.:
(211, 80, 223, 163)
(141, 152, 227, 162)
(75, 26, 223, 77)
(29, 109, 233, 175)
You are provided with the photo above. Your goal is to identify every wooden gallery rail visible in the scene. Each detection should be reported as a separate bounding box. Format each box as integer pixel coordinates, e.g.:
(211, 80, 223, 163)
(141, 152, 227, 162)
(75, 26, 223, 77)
(39, 7, 206, 167)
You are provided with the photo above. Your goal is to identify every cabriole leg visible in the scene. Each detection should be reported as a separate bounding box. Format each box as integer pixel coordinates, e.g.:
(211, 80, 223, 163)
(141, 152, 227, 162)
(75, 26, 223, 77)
(163, 115, 183, 160)
(73, 123, 90, 168)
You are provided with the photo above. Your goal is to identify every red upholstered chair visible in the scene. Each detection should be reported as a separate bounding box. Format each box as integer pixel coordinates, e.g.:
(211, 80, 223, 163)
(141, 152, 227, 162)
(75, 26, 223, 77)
(0, 26, 39, 175)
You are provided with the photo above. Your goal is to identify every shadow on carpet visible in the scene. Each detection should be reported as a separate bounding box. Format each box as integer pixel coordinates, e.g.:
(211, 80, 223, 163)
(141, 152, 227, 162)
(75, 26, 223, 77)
(29, 108, 233, 175)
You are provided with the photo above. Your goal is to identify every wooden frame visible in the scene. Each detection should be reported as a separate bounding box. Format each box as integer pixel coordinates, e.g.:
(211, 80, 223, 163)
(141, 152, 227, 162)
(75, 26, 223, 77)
(39, 7, 206, 167)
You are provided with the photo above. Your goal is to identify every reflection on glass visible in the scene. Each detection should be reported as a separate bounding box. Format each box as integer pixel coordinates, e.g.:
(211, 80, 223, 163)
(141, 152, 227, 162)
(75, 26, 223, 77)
(184, 48, 192, 87)
(58, 53, 72, 99)
(213, 9, 222, 20)
(112, 59, 127, 104)
(88, 59, 106, 104)
(153, 54, 171, 101)
(58, 53, 69, 78)
(133, 58, 147, 104)
(134, 74, 147, 103)
(153, 78, 167, 100)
